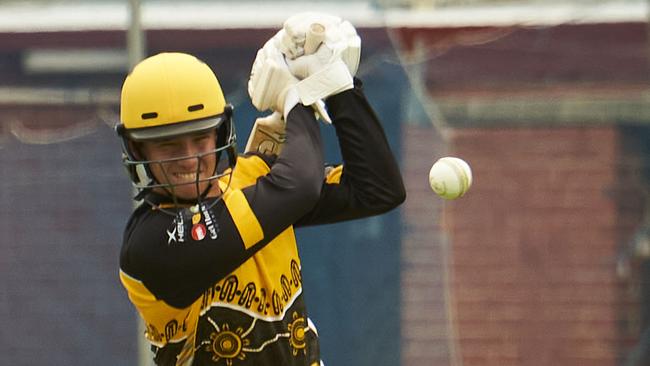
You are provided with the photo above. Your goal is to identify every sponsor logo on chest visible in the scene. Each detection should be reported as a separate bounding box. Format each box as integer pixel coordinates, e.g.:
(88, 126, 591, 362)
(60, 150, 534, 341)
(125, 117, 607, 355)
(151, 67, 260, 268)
(200, 204, 218, 240)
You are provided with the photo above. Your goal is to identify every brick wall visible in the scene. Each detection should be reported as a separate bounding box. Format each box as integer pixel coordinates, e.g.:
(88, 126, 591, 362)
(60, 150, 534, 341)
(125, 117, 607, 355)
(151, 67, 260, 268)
(401, 125, 635, 366)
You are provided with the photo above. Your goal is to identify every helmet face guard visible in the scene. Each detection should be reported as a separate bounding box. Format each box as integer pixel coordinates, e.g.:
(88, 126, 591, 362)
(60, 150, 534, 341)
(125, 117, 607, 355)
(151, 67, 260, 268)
(117, 106, 237, 207)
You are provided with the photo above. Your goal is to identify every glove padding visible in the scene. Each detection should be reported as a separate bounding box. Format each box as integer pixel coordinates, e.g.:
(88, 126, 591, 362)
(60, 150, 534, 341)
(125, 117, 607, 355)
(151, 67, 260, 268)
(280, 12, 360, 77)
(248, 37, 300, 115)
(248, 31, 332, 122)
(244, 111, 286, 156)
(248, 13, 361, 122)
(280, 12, 361, 116)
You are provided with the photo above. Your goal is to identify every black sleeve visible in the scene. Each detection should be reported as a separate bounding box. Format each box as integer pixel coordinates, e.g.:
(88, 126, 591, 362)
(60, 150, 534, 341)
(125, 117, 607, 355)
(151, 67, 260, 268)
(120, 105, 323, 308)
(295, 78, 406, 226)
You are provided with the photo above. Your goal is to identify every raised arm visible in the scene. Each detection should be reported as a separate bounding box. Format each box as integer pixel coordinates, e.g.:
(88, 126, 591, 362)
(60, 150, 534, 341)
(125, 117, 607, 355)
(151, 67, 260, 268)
(295, 79, 406, 226)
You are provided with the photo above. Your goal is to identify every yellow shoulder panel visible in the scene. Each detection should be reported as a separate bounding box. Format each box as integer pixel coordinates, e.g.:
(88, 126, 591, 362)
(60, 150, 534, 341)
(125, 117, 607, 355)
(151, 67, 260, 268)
(218, 155, 269, 249)
(223, 189, 264, 250)
(226, 155, 271, 190)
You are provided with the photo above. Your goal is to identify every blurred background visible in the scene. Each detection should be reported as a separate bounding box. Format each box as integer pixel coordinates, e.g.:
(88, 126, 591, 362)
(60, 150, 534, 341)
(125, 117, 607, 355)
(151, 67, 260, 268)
(0, 0, 649, 365)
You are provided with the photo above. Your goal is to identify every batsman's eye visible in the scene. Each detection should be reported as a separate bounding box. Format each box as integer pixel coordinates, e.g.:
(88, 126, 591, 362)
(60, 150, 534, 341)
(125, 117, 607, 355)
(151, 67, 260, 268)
(150, 139, 177, 149)
(193, 134, 211, 144)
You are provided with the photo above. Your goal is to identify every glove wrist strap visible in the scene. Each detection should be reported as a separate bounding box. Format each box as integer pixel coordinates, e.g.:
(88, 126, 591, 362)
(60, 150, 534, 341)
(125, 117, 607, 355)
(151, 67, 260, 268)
(296, 59, 353, 106)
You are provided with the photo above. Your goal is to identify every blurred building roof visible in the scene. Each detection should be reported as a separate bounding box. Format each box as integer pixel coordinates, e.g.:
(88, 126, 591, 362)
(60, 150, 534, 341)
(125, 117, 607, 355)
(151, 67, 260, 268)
(0, 0, 647, 126)
(0, 0, 644, 32)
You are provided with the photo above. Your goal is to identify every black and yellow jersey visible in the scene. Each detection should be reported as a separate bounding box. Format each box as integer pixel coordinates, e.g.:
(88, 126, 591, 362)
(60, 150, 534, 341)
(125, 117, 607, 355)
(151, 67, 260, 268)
(119, 80, 406, 366)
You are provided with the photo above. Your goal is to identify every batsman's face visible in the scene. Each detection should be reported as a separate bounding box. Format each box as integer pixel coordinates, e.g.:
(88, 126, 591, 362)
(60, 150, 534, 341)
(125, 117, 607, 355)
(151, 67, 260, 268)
(139, 130, 218, 199)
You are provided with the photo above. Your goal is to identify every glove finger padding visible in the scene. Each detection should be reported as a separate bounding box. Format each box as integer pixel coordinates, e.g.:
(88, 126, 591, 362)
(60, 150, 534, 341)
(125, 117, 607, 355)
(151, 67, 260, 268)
(248, 36, 299, 114)
(287, 44, 337, 80)
(281, 12, 343, 59)
(248, 13, 361, 122)
(281, 12, 361, 78)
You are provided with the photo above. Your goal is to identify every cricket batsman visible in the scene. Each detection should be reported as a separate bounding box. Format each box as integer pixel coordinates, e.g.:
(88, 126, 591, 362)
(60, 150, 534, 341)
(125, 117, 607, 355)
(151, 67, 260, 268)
(116, 12, 405, 366)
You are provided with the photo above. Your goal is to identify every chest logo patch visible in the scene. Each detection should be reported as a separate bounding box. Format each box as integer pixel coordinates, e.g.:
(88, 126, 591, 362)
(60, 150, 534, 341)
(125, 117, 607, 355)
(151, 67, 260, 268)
(192, 223, 207, 241)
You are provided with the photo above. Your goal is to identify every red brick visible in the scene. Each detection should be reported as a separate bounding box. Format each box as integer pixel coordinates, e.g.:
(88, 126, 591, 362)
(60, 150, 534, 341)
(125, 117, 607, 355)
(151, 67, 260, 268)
(402, 123, 641, 366)
(402, 324, 456, 340)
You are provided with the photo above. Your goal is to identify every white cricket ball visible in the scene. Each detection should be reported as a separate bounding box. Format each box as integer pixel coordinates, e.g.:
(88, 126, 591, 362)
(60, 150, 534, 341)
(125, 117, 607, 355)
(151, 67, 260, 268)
(428, 157, 473, 200)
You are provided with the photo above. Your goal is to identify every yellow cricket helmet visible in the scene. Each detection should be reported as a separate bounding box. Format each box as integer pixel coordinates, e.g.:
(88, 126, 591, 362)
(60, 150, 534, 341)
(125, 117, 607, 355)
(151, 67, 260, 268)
(119, 52, 230, 140)
(116, 52, 237, 203)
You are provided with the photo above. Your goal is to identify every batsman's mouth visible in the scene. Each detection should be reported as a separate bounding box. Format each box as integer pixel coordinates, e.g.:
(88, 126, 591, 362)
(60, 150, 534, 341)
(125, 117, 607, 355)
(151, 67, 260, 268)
(172, 172, 203, 182)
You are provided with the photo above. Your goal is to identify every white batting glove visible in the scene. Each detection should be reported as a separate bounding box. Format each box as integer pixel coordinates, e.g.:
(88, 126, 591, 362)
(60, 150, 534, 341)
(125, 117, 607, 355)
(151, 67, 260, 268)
(248, 37, 300, 116)
(248, 31, 331, 122)
(244, 111, 286, 156)
(280, 12, 361, 77)
(277, 12, 362, 122)
(249, 13, 362, 123)
(280, 13, 342, 59)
